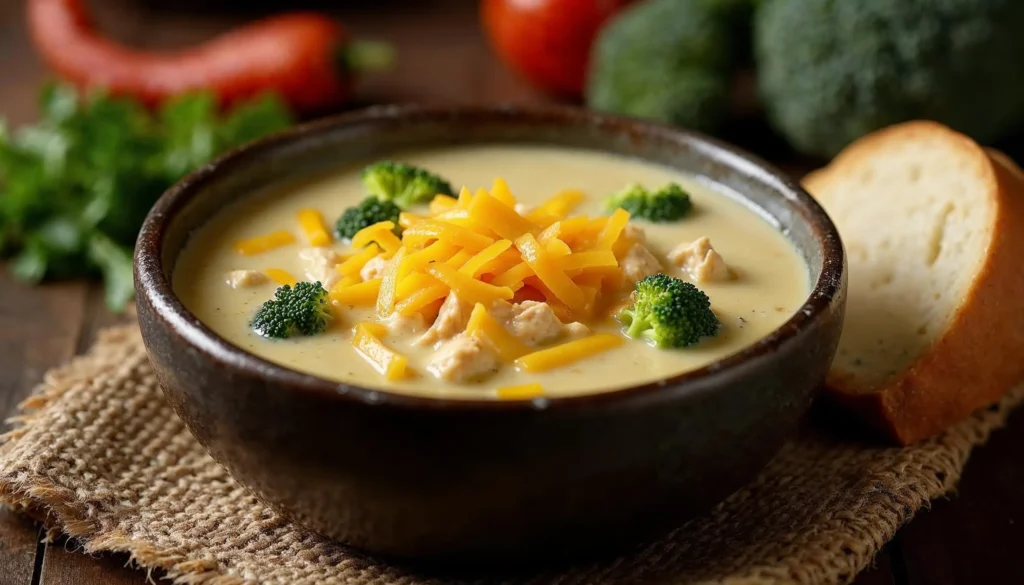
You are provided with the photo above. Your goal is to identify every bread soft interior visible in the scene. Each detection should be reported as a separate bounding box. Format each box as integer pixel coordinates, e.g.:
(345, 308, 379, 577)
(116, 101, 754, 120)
(809, 136, 995, 392)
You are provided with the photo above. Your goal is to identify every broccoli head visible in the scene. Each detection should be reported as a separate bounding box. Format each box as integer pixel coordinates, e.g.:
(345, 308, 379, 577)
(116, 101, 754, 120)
(251, 281, 333, 339)
(755, 0, 1024, 158)
(618, 273, 719, 348)
(335, 196, 402, 240)
(361, 161, 454, 208)
(586, 0, 754, 133)
(606, 182, 692, 222)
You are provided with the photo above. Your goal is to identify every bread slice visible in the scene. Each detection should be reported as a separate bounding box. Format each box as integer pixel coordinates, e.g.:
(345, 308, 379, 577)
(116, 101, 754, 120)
(802, 121, 1024, 444)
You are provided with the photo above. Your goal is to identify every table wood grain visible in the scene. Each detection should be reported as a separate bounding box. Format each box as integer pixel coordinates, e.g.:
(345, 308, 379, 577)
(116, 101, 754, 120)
(0, 1, 1021, 583)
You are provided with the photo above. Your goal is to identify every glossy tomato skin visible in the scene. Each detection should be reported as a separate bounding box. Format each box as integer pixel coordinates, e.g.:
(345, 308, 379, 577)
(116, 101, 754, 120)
(482, 0, 634, 97)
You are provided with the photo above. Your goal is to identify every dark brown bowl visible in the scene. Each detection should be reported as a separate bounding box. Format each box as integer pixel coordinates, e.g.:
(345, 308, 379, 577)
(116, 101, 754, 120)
(134, 104, 846, 567)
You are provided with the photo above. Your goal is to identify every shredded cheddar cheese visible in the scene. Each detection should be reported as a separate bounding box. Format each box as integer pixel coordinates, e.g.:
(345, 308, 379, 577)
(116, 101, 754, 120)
(376, 248, 406, 318)
(395, 272, 441, 300)
(403, 221, 494, 250)
(460, 240, 513, 277)
(426, 263, 514, 306)
(525, 189, 584, 226)
(419, 297, 446, 323)
(399, 211, 428, 229)
(368, 183, 618, 324)
(395, 283, 449, 316)
(556, 250, 618, 272)
(596, 208, 630, 250)
(264, 268, 298, 286)
(466, 191, 536, 240)
(490, 177, 517, 207)
(330, 275, 360, 293)
(491, 262, 534, 290)
(515, 234, 586, 312)
(456, 186, 473, 208)
(297, 209, 332, 247)
(429, 194, 458, 214)
(403, 241, 457, 275)
(350, 221, 402, 256)
(330, 278, 382, 306)
(278, 178, 652, 385)
(496, 382, 545, 400)
(444, 250, 475, 271)
(352, 323, 409, 380)
(544, 237, 572, 258)
(514, 334, 625, 373)
(336, 244, 381, 278)
(358, 322, 388, 338)
(233, 230, 296, 256)
(478, 248, 522, 277)
(466, 303, 531, 362)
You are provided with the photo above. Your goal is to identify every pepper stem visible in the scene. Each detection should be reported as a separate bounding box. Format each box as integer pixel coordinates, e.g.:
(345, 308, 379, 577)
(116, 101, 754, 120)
(341, 40, 397, 74)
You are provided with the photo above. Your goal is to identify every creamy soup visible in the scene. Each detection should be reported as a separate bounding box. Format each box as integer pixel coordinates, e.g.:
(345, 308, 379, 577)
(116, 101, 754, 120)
(174, 145, 809, 399)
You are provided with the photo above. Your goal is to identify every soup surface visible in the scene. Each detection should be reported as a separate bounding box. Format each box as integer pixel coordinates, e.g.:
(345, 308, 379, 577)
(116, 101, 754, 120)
(174, 145, 809, 399)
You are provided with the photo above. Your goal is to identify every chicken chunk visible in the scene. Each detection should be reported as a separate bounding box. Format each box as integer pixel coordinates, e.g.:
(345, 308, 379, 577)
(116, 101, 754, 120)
(225, 270, 268, 289)
(360, 255, 388, 281)
(495, 301, 589, 346)
(565, 322, 591, 338)
(622, 223, 648, 245)
(416, 292, 470, 347)
(621, 243, 663, 283)
(428, 333, 498, 382)
(507, 301, 566, 346)
(489, 299, 515, 324)
(668, 237, 732, 283)
(298, 247, 344, 289)
(385, 311, 427, 336)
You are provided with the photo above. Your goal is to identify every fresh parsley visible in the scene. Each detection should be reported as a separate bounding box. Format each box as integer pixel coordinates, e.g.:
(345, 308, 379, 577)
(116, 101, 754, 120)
(0, 84, 292, 311)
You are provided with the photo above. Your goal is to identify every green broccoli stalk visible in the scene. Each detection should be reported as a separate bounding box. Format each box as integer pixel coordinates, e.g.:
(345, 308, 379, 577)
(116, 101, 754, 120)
(360, 161, 454, 208)
(606, 183, 692, 222)
(586, 0, 755, 133)
(618, 274, 719, 348)
(755, 0, 1024, 158)
(251, 281, 333, 339)
(334, 196, 402, 240)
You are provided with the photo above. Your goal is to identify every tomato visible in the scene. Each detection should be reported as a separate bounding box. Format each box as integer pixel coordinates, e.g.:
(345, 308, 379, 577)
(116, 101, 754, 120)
(482, 0, 635, 97)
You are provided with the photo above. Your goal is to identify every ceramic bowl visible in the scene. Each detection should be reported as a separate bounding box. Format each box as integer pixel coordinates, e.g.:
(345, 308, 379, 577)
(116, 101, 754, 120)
(134, 104, 846, 566)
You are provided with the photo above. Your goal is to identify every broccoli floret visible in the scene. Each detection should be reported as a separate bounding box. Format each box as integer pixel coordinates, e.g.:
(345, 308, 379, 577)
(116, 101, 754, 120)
(360, 161, 454, 208)
(755, 0, 1024, 158)
(251, 281, 333, 339)
(618, 274, 719, 348)
(586, 0, 755, 133)
(606, 183, 692, 222)
(334, 196, 402, 240)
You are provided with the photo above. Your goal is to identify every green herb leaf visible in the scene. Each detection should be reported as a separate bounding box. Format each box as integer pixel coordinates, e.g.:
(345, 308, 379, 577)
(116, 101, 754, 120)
(215, 93, 292, 150)
(0, 83, 294, 311)
(86, 232, 136, 313)
(159, 92, 217, 179)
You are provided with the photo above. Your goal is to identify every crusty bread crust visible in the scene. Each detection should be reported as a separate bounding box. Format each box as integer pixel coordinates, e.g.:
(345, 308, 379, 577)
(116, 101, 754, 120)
(804, 122, 1024, 445)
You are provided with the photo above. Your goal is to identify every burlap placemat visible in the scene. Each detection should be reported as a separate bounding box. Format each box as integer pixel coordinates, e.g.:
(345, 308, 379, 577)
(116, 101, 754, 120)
(0, 324, 1020, 585)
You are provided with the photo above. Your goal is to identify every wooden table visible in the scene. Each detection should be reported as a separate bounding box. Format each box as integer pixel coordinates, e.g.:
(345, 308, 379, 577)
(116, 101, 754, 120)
(1, 1, 1022, 583)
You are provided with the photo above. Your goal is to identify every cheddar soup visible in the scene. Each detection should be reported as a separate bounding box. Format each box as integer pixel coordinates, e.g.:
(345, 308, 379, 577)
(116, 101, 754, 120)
(173, 145, 809, 399)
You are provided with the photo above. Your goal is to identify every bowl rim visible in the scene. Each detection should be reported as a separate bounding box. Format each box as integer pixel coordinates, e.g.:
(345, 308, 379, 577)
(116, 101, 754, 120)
(134, 103, 845, 412)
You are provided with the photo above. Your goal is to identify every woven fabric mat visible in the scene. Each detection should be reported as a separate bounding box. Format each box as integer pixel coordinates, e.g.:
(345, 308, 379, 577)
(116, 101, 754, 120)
(0, 325, 1021, 585)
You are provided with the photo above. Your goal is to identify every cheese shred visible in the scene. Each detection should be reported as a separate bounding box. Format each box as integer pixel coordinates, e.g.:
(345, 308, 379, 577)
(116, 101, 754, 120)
(352, 323, 409, 380)
(273, 178, 649, 384)
(514, 334, 625, 373)
(297, 209, 332, 247)
(233, 230, 296, 256)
